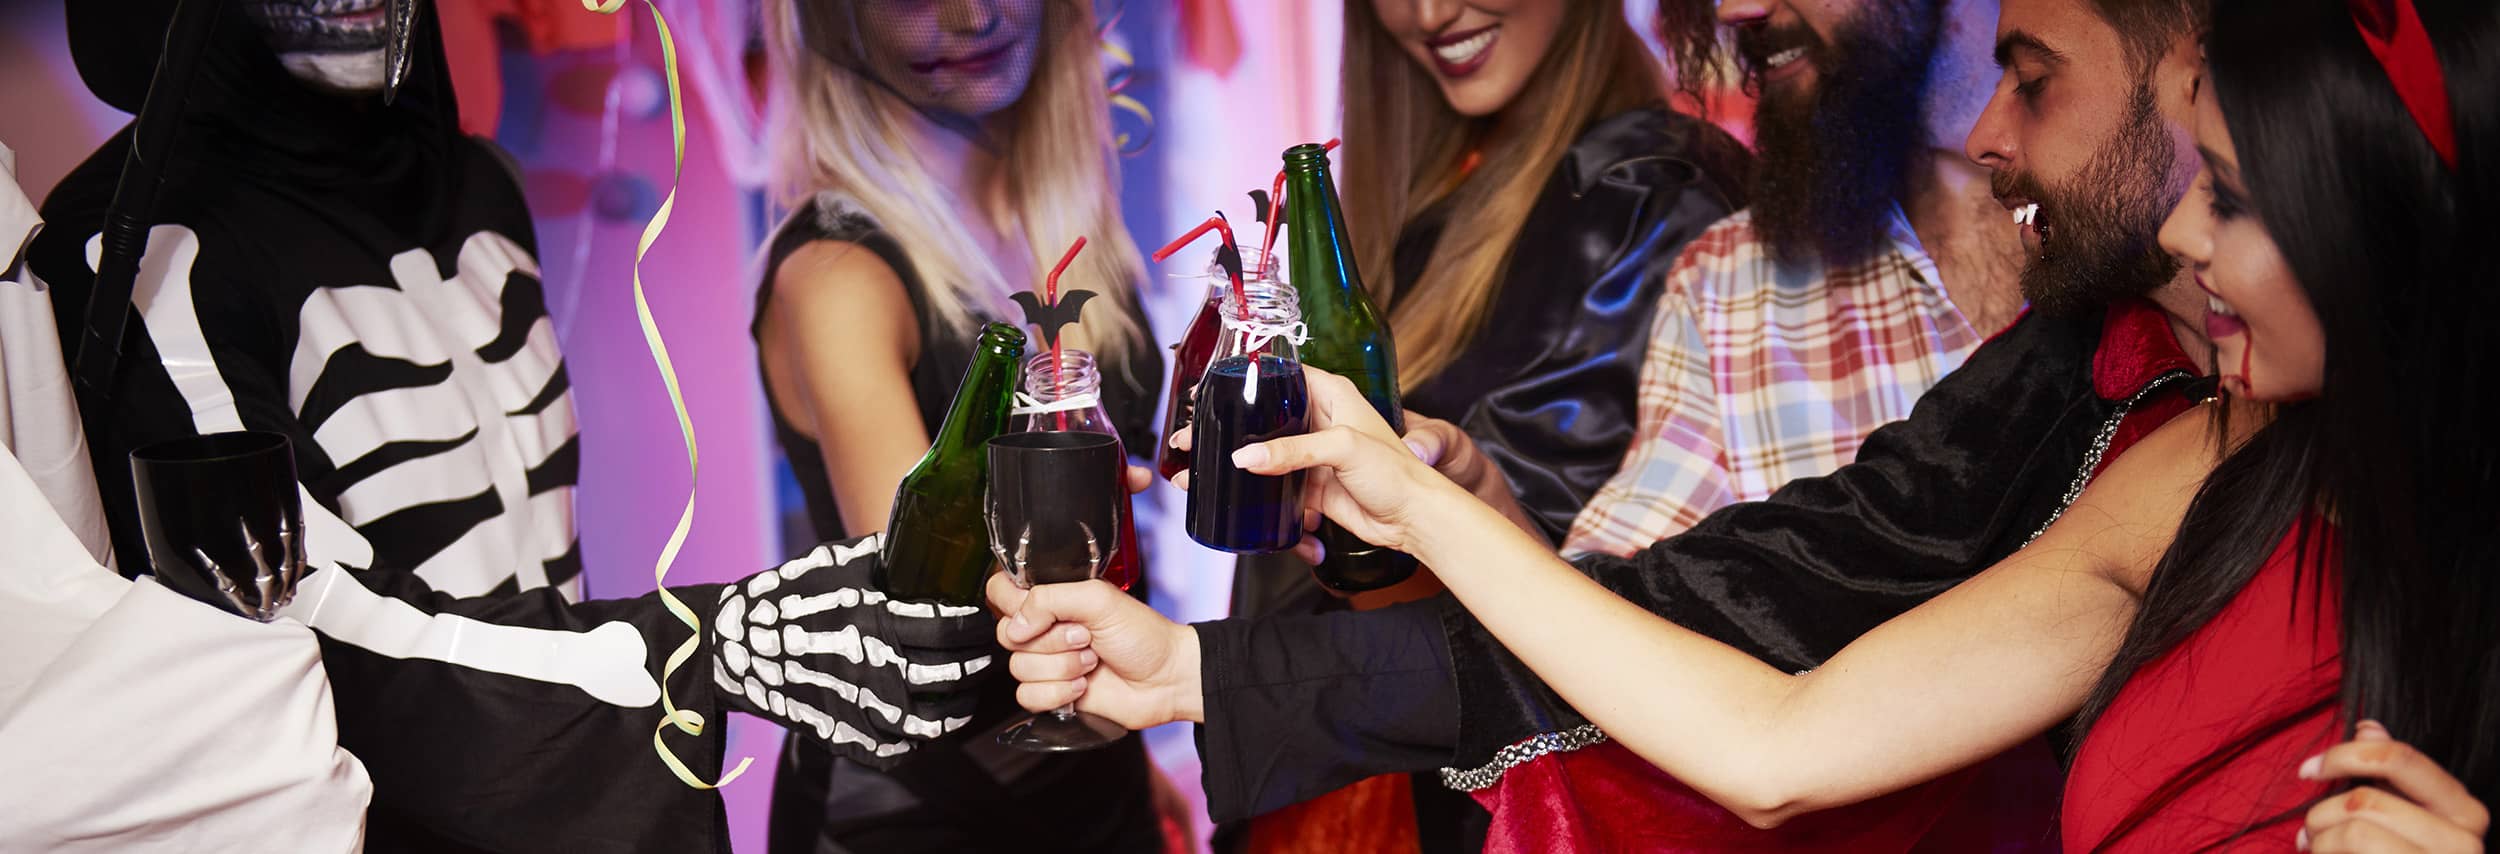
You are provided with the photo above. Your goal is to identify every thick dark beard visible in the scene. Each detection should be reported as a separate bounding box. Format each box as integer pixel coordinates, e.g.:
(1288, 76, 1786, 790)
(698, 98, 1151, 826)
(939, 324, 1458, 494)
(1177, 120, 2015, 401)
(2004, 85, 2182, 316)
(1748, 0, 1945, 269)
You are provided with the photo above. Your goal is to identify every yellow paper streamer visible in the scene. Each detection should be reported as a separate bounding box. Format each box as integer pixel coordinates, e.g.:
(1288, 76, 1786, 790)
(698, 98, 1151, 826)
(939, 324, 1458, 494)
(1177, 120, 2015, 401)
(579, 0, 753, 791)
(1099, 30, 1153, 154)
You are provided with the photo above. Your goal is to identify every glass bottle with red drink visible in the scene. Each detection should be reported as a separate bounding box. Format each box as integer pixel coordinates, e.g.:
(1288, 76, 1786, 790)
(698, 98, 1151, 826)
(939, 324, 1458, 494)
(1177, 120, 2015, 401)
(1013, 348, 1143, 590)
(1155, 243, 1280, 479)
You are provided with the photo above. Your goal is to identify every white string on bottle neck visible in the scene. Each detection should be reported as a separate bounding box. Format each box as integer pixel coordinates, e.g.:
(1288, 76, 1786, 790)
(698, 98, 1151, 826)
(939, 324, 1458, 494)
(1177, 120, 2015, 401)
(1010, 391, 1102, 416)
(1235, 320, 1310, 357)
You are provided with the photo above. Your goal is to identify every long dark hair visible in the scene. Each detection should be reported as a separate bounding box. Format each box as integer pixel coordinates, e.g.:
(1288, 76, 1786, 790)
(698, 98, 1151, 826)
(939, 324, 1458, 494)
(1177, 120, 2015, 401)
(2073, 0, 2498, 848)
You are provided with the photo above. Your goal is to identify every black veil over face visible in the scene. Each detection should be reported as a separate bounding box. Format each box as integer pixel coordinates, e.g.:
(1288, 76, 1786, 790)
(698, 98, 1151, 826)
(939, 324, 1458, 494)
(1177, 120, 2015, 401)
(788, 0, 1051, 148)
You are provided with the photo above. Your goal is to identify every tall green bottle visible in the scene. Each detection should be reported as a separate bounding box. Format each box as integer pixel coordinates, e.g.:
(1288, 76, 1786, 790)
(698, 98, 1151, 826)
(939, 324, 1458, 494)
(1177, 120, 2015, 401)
(878, 322, 1025, 605)
(1281, 142, 1420, 593)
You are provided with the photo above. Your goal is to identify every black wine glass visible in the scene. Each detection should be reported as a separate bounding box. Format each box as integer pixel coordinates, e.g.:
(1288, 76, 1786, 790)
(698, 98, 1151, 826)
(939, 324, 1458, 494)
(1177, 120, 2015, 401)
(129, 430, 306, 621)
(986, 430, 1129, 751)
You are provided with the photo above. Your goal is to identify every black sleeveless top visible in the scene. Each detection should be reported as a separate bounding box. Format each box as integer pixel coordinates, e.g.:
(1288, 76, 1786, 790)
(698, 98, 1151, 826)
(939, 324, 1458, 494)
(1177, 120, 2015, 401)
(750, 196, 1167, 854)
(752, 197, 1164, 543)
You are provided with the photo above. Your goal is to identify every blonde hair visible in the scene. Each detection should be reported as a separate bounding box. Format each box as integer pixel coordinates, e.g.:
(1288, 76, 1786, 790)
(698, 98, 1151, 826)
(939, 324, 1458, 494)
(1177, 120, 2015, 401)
(1339, 4, 1661, 387)
(765, 0, 1147, 363)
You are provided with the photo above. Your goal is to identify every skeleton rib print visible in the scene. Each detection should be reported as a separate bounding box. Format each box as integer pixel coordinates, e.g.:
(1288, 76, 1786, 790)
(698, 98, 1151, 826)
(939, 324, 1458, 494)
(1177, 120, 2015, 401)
(287, 230, 581, 598)
(104, 222, 651, 706)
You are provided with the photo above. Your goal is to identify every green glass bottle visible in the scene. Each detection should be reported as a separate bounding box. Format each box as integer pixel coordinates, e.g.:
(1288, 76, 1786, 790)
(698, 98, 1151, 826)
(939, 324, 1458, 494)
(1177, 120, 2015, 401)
(878, 322, 1025, 605)
(1281, 142, 1420, 593)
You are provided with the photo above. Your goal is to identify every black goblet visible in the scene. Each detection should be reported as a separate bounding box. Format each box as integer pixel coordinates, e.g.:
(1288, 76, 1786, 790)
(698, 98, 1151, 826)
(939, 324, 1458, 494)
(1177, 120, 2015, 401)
(129, 430, 306, 621)
(986, 430, 1129, 751)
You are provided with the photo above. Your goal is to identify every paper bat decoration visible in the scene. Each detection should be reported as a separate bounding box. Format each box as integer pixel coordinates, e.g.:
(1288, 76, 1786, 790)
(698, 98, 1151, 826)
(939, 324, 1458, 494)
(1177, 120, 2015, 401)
(1212, 241, 1244, 286)
(1011, 289, 1098, 349)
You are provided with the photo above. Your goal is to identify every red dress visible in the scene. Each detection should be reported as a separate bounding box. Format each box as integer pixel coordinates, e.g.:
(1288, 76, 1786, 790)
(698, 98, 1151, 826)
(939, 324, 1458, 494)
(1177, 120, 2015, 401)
(2063, 522, 2343, 851)
(1466, 300, 2204, 853)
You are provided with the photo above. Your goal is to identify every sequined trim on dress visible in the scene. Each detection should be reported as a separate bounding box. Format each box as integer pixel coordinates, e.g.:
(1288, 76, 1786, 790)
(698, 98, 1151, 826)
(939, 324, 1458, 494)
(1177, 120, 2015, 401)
(1438, 724, 1612, 791)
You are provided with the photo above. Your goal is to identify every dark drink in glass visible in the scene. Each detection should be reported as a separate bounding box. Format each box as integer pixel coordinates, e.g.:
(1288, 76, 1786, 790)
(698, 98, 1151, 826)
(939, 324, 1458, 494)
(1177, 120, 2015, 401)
(1184, 280, 1312, 554)
(1187, 354, 1309, 552)
(130, 430, 307, 621)
(1014, 348, 1144, 591)
(986, 430, 1130, 751)
(1156, 245, 1280, 479)
(1158, 291, 1221, 479)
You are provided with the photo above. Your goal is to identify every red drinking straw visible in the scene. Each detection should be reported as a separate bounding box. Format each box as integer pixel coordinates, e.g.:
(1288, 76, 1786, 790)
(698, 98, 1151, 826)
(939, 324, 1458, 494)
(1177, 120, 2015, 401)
(1256, 138, 1341, 278)
(1153, 214, 1244, 317)
(1258, 171, 1288, 277)
(1046, 236, 1087, 430)
(1149, 217, 1215, 263)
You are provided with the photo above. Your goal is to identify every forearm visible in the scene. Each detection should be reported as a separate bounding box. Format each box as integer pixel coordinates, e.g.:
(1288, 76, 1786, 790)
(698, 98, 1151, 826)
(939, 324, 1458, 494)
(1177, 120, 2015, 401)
(1402, 486, 1806, 819)
(312, 575, 733, 850)
(1477, 473, 1548, 545)
(1408, 480, 2134, 825)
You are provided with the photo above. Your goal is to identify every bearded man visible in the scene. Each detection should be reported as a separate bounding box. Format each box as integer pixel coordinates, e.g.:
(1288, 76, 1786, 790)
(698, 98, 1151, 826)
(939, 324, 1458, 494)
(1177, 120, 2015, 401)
(988, 0, 2225, 850)
(1564, 0, 2026, 560)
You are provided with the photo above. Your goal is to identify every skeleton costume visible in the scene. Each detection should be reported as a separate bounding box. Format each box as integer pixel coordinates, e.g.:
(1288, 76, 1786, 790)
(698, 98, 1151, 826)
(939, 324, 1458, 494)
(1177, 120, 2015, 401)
(34, 3, 992, 852)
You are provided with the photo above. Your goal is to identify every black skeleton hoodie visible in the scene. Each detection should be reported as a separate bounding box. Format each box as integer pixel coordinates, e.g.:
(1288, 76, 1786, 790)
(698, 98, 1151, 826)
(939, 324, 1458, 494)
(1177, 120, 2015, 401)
(29, 5, 740, 852)
(25, 4, 990, 852)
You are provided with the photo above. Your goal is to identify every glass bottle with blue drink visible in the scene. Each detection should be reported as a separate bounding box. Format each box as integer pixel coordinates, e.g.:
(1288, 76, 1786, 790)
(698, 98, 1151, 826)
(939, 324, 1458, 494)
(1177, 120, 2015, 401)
(1185, 280, 1310, 554)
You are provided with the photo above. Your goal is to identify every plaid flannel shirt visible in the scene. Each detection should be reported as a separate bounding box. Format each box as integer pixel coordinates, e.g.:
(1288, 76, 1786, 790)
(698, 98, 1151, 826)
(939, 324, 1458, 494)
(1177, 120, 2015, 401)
(1561, 209, 1984, 558)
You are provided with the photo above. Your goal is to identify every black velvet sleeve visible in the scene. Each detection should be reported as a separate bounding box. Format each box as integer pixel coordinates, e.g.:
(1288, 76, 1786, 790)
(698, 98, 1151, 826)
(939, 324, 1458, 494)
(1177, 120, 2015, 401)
(1193, 597, 1460, 824)
(315, 573, 735, 853)
(1443, 308, 2118, 769)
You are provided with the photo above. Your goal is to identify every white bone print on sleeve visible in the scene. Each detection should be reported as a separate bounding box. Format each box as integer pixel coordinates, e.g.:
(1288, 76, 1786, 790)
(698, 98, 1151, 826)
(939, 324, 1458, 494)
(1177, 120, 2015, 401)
(710, 534, 992, 758)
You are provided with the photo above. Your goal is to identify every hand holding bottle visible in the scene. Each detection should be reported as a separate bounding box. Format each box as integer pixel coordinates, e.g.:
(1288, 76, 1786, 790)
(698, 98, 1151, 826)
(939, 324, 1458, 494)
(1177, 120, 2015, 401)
(1172, 366, 1475, 561)
(1277, 141, 1420, 592)
(710, 533, 997, 769)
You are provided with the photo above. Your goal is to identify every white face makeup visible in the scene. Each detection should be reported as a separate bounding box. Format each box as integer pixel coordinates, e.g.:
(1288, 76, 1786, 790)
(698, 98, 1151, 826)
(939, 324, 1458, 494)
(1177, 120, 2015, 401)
(852, 0, 1046, 122)
(242, 0, 394, 94)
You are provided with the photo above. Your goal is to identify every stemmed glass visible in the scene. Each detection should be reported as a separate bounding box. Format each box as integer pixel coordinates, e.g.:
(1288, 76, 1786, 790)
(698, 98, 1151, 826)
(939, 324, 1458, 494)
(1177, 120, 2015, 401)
(986, 429, 1130, 751)
(128, 430, 306, 621)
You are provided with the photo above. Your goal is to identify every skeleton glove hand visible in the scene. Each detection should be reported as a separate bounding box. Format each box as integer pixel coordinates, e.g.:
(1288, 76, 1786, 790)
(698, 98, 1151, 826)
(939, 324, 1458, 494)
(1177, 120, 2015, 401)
(709, 534, 994, 769)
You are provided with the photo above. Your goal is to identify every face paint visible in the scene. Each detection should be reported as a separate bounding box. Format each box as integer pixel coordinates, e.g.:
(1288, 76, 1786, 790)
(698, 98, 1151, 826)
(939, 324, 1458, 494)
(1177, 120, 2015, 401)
(239, 0, 421, 97)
